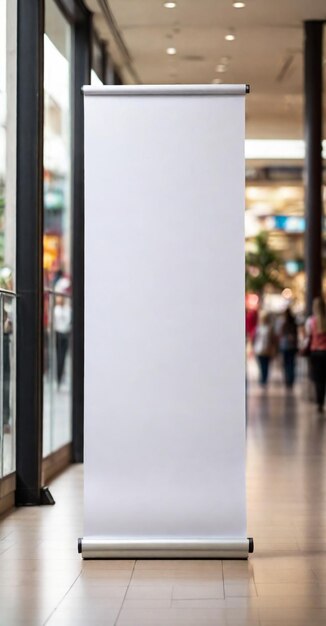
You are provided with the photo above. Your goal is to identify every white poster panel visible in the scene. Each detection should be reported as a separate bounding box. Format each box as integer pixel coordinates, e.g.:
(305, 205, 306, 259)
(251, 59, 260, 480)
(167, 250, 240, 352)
(81, 85, 251, 559)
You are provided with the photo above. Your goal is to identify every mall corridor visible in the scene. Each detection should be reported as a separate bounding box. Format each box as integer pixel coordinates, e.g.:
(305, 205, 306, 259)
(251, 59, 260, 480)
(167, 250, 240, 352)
(1, 1, 326, 624)
(1, 366, 326, 626)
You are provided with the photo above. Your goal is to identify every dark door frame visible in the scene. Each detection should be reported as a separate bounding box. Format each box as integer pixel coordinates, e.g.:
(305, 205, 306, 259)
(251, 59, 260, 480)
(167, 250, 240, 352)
(15, 0, 91, 504)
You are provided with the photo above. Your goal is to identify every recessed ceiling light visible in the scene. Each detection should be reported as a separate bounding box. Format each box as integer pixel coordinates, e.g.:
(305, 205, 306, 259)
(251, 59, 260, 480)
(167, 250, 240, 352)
(225, 30, 236, 41)
(166, 47, 177, 55)
(216, 64, 227, 73)
(212, 78, 222, 84)
(233, 2, 245, 8)
(164, 2, 176, 7)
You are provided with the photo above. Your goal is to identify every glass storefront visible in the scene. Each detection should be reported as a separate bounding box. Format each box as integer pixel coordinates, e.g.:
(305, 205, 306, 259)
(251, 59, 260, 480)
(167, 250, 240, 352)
(245, 181, 306, 309)
(43, 0, 72, 457)
(0, 0, 17, 477)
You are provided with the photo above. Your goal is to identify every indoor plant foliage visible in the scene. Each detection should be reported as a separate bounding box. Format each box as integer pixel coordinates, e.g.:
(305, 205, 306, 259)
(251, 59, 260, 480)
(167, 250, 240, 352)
(245, 231, 284, 296)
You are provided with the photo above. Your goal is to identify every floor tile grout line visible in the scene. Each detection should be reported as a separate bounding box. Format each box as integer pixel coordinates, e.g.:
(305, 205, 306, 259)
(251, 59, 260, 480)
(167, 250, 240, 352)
(0, 529, 15, 541)
(42, 570, 82, 626)
(114, 560, 136, 626)
(249, 556, 259, 593)
(252, 571, 259, 597)
(221, 559, 226, 599)
(0, 545, 14, 557)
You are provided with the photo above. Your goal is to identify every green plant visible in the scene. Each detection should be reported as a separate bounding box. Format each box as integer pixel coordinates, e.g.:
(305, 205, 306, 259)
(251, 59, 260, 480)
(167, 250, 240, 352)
(246, 231, 284, 295)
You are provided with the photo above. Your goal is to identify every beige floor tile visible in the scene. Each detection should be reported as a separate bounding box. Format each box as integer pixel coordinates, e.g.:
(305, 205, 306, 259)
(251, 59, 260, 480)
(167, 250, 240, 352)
(252, 567, 318, 584)
(0, 574, 79, 591)
(122, 598, 172, 609)
(117, 606, 260, 625)
(222, 562, 254, 577)
(46, 611, 118, 626)
(58, 596, 124, 610)
(0, 606, 50, 624)
(0, 558, 81, 572)
(258, 606, 326, 623)
(225, 597, 260, 608)
(126, 584, 173, 600)
(0, 611, 44, 626)
(0, 593, 66, 608)
(135, 559, 223, 572)
(1, 377, 326, 625)
(172, 582, 224, 600)
(131, 569, 223, 584)
(68, 581, 128, 598)
(255, 582, 326, 597)
(224, 581, 258, 597)
(81, 559, 135, 570)
(46, 606, 120, 619)
(255, 595, 326, 608)
(117, 607, 228, 625)
(80, 568, 132, 582)
(172, 598, 227, 608)
(260, 621, 326, 626)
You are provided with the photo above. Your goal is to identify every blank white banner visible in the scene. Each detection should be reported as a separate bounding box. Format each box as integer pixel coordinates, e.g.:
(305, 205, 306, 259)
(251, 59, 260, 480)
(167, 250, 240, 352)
(81, 85, 251, 559)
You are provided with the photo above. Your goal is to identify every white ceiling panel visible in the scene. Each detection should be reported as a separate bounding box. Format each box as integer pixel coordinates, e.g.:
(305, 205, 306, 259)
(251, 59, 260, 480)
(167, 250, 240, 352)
(86, 0, 326, 138)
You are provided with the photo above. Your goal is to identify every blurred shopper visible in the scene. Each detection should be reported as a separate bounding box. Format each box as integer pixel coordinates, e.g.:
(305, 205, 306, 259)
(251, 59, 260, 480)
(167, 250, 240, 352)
(54, 294, 71, 388)
(305, 297, 326, 413)
(278, 307, 298, 389)
(3, 308, 12, 434)
(253, 310, 277, 386)
(246, 307, 258, 344)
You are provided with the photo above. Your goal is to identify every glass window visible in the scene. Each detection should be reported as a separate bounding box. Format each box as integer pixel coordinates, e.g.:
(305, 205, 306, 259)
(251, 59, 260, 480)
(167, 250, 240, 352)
(1, 294, 16, 476)
(0, 0, 17, 477)
(43, 0, 72, 457)
(91, 69, 103, 86)
(91, 36, 104, 85)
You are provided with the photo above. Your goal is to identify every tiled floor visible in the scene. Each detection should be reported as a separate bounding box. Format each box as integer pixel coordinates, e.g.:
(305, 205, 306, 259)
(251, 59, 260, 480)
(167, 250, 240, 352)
(1, 361, 326, 625)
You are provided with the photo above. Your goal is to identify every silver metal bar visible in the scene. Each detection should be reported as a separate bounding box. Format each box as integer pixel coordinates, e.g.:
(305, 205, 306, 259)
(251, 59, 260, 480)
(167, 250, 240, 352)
(0, 289, 16, 298)
(79, 537, 253, 559)
(83, 84, 249, 97)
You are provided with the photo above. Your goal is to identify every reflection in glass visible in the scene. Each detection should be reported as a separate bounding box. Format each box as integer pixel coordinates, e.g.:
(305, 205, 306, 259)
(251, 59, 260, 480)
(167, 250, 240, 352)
(91, 69, 103, 86)
(43, 0, 72, 456)
(0, 0, 16, 477)
(43, 290, 72, 457)
(91, 36, 104, 85)
(0, 0, 16, 290)
(1, 294, 16, 477)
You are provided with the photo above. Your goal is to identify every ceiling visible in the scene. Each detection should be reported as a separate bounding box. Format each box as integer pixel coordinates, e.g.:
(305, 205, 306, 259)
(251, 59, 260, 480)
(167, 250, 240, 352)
(84, 0, 326, 139)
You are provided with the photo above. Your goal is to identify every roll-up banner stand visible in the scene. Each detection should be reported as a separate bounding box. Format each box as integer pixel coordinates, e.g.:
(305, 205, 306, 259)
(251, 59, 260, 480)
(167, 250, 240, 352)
(80, 85, 253, 559)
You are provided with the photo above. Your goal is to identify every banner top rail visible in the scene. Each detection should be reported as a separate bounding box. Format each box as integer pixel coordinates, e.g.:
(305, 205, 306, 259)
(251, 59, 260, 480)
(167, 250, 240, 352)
(83, 84, 249, 97)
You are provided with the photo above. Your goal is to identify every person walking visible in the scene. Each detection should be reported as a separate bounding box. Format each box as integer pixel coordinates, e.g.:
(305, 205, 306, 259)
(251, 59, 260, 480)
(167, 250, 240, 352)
(253, 310, 277, 386)
(54, 294, 71, 387)
(279, 307, 298, 389)
(306, 297, 326, 413)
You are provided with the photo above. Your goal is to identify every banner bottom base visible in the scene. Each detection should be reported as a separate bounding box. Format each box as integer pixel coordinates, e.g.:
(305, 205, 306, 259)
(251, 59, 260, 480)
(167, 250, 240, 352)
(78, 538, 254, 559)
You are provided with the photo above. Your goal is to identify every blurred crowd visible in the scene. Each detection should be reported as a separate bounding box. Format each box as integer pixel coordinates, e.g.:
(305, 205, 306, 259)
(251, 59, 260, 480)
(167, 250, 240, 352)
(246, 296, 326, 413)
